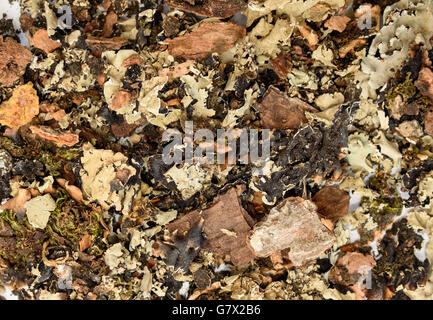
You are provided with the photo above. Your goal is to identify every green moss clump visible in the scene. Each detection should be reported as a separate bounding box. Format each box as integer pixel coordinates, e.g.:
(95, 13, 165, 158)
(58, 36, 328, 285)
(39, 149, 80, 176)
(385, 72, 417, 108)
(361, 196, 403, 230)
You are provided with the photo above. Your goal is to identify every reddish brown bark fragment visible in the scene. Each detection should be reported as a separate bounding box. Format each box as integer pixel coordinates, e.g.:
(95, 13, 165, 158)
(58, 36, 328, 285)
(40, 102, 66, 122)
(415, 67, 433, 101)
(312, 186, 350, 223)
(101, 11, 118, 37)
(254, 87, 317, 130)
(30, 29, 62, 54)
(167, 186, 255, 266)
(164, 22, 245, 60)
(0, 37, 32, 88)
(111, 121, 138, 138)
(166, 0, 247, 19)
(424, 111, 433, 137)
(110, 90, 131, 111)
(270, 52, 292, 79)
(19, 14, 33, 32)
(29, 125, 79, 147)
(324, 15, 351, 33)
(85, 36, 128, 51)
(329, 251, 376, 300)
(121, 54, 144, 68)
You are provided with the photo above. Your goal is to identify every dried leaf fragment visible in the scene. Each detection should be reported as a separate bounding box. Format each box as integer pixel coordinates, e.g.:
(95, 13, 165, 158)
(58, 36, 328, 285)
(0, 83, 39, 129)
(164, 22, 245, 59)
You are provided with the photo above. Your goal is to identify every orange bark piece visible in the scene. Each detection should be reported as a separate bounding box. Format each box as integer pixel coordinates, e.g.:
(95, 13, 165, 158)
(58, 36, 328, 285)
(158, 60, 194, 79)
(110, 90, 131, 111)
(85, 36, 127, 51)
(0, 82, 39, 128)
(164, 22, 245, 60)
(324, 15, 351, 33)
(30, 29, 62, 54)
(0, 37, 32, 87)
(0, 188, 32, 216)
(121, 54, 144, 68)
(29, 125, 79, 147)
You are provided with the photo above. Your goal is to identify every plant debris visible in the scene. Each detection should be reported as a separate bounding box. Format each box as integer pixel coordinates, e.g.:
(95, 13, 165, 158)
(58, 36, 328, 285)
(1, 0, 433, 301)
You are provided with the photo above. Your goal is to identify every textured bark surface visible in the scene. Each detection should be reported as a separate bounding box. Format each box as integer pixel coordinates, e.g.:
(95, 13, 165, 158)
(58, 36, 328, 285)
(30, 29, 62, 54)
(166, 0, 247, 19)
(0, 37, 32, 87)
(254, 87, 317, 130)
(165, 22, 245, 59)
(167, 186, 255, 266)
(0, 83, 39, 128)
(312, 186, 350, 222)
(249, 197, 335, 266)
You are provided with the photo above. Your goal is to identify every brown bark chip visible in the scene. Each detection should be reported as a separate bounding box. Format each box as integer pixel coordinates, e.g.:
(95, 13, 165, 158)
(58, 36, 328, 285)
(254, 87, 317, 130)
(415, 67, 433, 102)
(424, 111, 433, 137)
(85, 36, 128, 51)
(165, 0, 247, 19)
(324, 15, 351, 33)
(167, 186, 255, 266)
(29, 125, 79, 147)
(30, 29, 62, 54)
(0, 37, 32, 88)
(164, 22, 246, 60)
(312, 186, 350, 222)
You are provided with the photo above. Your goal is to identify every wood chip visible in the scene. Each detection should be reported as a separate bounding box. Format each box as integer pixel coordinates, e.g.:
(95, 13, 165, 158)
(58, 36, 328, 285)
(165, 0, 247, 19)
(164, 22, 245, 59)
(29, 125, 79, 147)
(30, 29, 62, 54)
(254, 86, 317, 130)
(0, 82, 39, 129)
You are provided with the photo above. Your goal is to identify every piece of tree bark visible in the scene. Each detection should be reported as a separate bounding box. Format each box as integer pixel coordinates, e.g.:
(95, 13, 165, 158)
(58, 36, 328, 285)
(248, 197, 335, 266)
(167, 186, 255, 266)
(254, 86, 317, 130)
(164, 22, 245, 60)
(312, 186, 350, 223)
(0, 37, 32, 88)
(166, 0, 247, 19)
